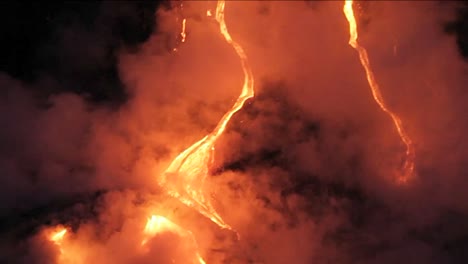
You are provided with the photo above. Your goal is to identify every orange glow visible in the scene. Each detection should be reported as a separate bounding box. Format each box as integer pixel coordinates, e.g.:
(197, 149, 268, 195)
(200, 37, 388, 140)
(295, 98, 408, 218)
(343, 0, 415, 182)
(159, 0, 254, 230)
(181, 18, 187, 43)
(49, 227, 67, 245)
(142, 215, 206, 264)
(141, 215, 184, 246)
(47, 226, 77, 263)
(43, 1, 252, 262)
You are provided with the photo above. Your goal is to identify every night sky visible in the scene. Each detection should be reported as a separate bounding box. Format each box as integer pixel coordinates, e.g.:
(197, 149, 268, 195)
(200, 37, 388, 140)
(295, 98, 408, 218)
(0, 1, 164, 103)
(0, 1, 467, 101)
(1, 1, 468, 264)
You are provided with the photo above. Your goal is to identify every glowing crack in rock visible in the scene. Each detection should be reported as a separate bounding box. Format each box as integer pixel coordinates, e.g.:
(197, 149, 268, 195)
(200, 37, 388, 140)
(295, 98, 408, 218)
(343, 0, 416, 183)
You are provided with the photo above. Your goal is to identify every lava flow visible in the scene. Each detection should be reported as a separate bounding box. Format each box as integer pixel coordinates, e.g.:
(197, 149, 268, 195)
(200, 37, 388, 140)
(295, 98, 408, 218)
(47, 226, 75, 263)
(44, 1, 251, 263)
(159, 0, 254, 229)
(181, 18, 187, 43)
(172, 1, 186, 51)
(142, 215, 206, 264)
(343, 0, 416, 182)
(49, 227, 67, 252)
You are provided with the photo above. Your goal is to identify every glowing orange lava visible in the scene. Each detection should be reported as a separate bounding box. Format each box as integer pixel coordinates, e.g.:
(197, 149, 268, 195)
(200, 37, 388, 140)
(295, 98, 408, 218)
(181, 18, 187, 43)
(142, 215, 206, 264)
(49, 227, 67, 245)
(173, 2, 187, 52)
(47, 226, 75, 263)
(159, 0, 254, 229)
(141, 215, 183, 246)
(49, 226, 68, 256)
(343, 0, 415, 183)
(45, 1, 253, 262)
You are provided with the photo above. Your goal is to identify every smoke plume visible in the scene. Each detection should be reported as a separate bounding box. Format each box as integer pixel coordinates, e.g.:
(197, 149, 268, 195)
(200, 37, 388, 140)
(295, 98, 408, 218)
(1, 1, 467, 263)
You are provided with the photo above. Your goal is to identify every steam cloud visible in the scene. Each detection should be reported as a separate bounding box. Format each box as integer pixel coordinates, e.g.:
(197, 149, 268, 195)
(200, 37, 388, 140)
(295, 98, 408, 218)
(1, 1, 467, 263)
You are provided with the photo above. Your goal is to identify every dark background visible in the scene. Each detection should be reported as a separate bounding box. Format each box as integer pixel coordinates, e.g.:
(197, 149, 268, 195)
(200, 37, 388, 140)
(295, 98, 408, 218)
(0, 1, 167, 104)
(0, 1, 466, 105)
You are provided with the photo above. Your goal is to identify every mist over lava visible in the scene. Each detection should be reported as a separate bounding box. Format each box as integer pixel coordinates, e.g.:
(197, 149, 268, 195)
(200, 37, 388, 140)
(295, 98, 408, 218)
(0, 1, 467, 263)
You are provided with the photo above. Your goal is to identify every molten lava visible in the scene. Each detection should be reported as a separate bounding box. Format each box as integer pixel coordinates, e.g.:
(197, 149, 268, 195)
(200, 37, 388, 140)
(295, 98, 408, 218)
(343, 0, 416, 182)
(40, 1, 423, 263)
(142, 215, 206, 264)
(159, 0, 254, 229)
(173, 2, 187, 51)
(49, 227, 67, 245)
(181, 18, 187, 43)
(49, 226, 68, 259)
(47, 226, 75, 263)
(44, 1, 251, 262)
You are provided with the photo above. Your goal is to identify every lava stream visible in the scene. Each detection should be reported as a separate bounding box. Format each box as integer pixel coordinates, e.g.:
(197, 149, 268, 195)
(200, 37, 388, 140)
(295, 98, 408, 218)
(181, 18, 187, 43)
(159, 0, 254, 229)
(44, 1, 252, 262)
(142, 215, 206, 264)
(343, 0, 415, 182)
(49, 227, 67, 254)
(47, 226, 76, 264)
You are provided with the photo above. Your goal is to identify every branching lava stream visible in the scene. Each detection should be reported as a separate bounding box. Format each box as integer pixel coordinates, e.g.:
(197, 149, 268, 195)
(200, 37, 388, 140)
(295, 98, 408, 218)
(343, 0, 416, 183)
(43, 1, 419, 263)
(158, 0, 254, 230)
